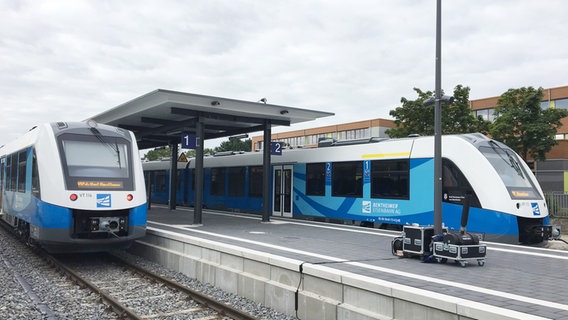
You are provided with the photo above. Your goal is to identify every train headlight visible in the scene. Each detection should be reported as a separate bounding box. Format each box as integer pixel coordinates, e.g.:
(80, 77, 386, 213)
(126, 194, 133, 201)
(70, 194, 78, 201)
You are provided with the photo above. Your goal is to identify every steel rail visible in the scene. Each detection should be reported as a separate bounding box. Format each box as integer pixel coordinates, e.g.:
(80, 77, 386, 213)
(108, 252, 257, 320)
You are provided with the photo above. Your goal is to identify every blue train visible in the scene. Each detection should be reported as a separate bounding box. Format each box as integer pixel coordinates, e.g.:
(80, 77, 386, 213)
(0, 121, 147, 253)
(143, 133, 553, 244)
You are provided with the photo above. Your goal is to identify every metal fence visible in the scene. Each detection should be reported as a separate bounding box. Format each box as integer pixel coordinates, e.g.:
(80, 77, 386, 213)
(546, 192, 568, 218)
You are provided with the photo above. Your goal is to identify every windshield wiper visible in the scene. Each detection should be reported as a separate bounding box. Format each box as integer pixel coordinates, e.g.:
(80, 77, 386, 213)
(488, 140, 524, 179)
(90, 127, 122, 168)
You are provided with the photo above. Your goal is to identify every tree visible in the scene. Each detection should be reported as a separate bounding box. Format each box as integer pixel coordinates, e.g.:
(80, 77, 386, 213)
(214, 138, 252, 153)
(489, 87, 568, 162)
(386, 85, 489, 138)
(144, 146, 172, 161)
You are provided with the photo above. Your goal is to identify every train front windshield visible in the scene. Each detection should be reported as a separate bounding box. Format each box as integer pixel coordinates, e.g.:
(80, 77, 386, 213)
(479, 144, 541, 200)
(58, 133, 134, 190)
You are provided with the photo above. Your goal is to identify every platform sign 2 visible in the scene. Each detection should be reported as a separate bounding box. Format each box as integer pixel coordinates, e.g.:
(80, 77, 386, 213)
(271, 141, 283, 155)
(182, 133, 196, 149)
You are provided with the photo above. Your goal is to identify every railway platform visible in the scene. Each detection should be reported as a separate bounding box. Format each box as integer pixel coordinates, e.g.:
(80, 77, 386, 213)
(128, 205, 568, 320)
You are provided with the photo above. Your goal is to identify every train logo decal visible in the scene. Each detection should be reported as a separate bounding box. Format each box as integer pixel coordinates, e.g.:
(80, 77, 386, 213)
(97, 194, 112, 208)
(531, 202, 541, 216)
(362, 201, 372, 213)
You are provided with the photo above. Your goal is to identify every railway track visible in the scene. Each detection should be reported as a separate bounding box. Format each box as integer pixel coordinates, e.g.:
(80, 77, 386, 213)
(43, 252, 257, 320)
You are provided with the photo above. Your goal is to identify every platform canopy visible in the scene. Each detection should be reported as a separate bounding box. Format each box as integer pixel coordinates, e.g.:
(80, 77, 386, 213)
(89, 89, 334, 149)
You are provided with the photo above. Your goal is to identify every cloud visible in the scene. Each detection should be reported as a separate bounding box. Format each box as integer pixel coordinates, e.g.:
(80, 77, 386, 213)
(1, 0, 566, 145)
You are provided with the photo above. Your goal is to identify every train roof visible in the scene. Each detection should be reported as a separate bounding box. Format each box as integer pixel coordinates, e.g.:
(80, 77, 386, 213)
(0, 121, 134, 156)
(141, 133, 502, 170)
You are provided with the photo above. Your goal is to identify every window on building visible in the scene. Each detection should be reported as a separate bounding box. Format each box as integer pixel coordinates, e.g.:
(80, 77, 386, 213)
(248, 166, 263, 197)
(306, 163, 326, 196)
(332, 161, 362, 197)
(371, 159, 409, 199)
(228, 167, 245, 197)
(555, 98, 568, 110)
(476, 109, 496, 122)
(210, 167, 226, 196)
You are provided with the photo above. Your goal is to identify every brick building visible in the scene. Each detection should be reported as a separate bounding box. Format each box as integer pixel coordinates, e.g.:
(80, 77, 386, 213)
(252, 85, 568, 192)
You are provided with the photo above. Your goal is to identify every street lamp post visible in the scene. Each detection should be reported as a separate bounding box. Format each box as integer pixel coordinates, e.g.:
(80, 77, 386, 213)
(433, 0, 443, 235)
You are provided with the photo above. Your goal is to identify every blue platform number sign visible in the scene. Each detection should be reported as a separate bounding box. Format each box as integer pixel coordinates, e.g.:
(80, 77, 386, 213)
(271, 141, 283, 155)
(182, 133, 196, 149)
(363, 160, 370, 183)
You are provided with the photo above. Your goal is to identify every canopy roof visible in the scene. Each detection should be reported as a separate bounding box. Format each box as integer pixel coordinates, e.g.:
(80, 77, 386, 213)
(89, 89, 334, 149)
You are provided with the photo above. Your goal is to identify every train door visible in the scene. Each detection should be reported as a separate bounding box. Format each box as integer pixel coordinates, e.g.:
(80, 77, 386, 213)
(272, 165, 293, 218)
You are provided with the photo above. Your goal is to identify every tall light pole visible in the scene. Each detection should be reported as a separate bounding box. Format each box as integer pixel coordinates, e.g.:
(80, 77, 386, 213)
(424, 0, 454, 235)
(433, 0, 443, 235)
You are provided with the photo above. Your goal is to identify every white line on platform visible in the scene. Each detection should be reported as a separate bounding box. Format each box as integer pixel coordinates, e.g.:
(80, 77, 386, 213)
(148, 221, 568, 312)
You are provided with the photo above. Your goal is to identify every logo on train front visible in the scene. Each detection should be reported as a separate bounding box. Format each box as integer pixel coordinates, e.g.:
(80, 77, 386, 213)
(362, 201, 371, 214)
(97, 194, 111, 208)
(531, 202, 540, 216)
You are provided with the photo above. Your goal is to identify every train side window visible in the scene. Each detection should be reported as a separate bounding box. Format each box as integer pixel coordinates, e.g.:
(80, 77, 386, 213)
(155, 172, 166, 193)
(306, 163, 325, 196)
(31, 149, 40, 198)
(17, 150, 27, 193)
(442, 159, 480, 207)
(5, 155, 11, 191)
(0, 157, 3, 207)
(248, 166, 263, 198)
(210, 167, 226, 196)
(371, 159, 409, 200)
(228, 167, 245, 197)
(10, 153, 17, 192)
(332, 161, 362, 198)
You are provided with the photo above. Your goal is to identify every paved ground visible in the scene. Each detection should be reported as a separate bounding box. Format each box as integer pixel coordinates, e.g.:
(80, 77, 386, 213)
(146, 205, 568, 320)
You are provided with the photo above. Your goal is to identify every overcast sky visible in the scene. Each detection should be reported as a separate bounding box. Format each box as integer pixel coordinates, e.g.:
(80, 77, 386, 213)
(1, 0, 567, 148)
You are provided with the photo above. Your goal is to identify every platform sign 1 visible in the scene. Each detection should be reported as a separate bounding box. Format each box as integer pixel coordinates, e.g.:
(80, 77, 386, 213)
(181, 133, 196, 149)
(363, 160, 370, 183)
(271, 141, 283, 156)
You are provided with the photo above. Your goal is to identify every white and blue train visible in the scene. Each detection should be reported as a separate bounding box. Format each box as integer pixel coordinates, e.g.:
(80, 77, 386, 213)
(144, 133, 552, 244)
(0, 121, 147, 252)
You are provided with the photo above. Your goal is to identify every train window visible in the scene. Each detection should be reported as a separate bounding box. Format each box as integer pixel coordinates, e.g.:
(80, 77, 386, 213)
(10, 153, 17, 192)
(332, 161, 362, 198)
(57, 132, 134, 190)
(442, 159, 480, 207)
(17, 150, 27, 193)
(480, 145, 542, 200)
(62, 139, 129, 178)
(210, 167, 226, 196)
(306, 163, 326, 196)
(31, 149, 40, 198)
(228, 167, 245, 197)
(4, 156, 12, 191)
(249, 166, 263, 198)
(0, 157, 3, 207)
(0, 157, 4, 196)
(155, 172, 166, 192)
(371, 160, 409, 200)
